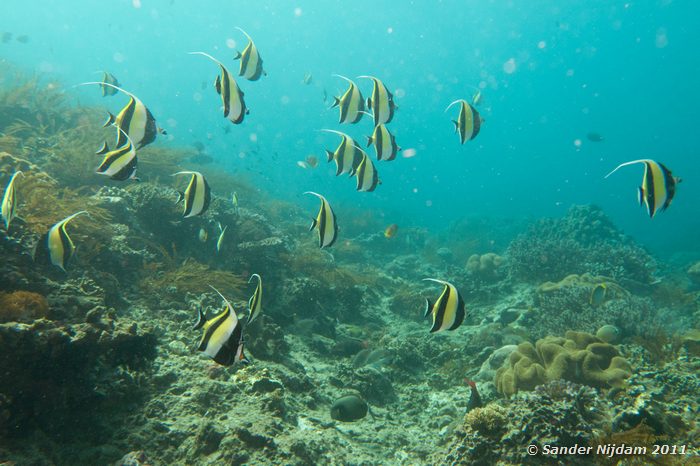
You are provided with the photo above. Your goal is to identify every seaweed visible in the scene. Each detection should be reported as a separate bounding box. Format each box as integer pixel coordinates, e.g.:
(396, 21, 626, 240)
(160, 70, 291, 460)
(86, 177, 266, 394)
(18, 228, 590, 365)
(141, 258, 247, 299)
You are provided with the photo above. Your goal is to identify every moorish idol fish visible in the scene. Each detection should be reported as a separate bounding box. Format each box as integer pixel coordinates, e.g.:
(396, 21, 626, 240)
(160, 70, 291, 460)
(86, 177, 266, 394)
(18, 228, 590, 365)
(321, 129, 363, 176)
(304, 191, 338, 248)
(95, 128, 138, 181)
(471, 89, 482, 106)
(445, 99, 482, 144)
(358, 75, 396, 125)
(351, 150, 380, 192)
(173, 170, 211, 218)
(331, 74, 365, 124)
(189, 51, 249, 124)
(233, 27, 266, 81)
(422, 278, 466, 333)
(194, 285, 249, 366)
(216, 222, 227, 253)
(366, 123, 401, 161)
(97, 71, 120, 97)
(605, 159, 681, 218)
(78, 82, 165, 149)
(1, 171, 23, 230)
(247, 273, 262, 324)
(232, 192, 239, 214)
(33, 211, 89, 271)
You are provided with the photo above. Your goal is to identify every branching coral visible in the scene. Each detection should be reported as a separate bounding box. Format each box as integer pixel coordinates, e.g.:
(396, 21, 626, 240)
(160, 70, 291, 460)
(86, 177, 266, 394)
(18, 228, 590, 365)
(505, 205, 656, 284)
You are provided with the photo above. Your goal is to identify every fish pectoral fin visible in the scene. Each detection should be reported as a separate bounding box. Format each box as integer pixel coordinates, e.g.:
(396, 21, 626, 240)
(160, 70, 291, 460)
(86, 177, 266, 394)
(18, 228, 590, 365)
(102, 112, 115, 128)
(452, 120, 458, 133)
(325, 150, 334, 162)
(423, 298, 433, 318)
(176, 191, 185, 204)
(637, 186, 645, 206)
(233, 51, 242, 60)
(309, 218, 317, 231)
(366, 97, 372, 108)
(330, 97, 340, 109)
(365, 136, 373, 147)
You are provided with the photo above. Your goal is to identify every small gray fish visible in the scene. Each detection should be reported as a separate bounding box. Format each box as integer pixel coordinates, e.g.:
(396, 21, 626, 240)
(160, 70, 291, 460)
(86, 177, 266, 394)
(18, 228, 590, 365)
(586, 132, 604, 142)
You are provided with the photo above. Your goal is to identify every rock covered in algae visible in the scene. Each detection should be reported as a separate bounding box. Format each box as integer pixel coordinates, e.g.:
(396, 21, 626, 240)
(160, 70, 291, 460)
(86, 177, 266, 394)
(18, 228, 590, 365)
(330, 394, 368, 422)
(495, 330, 631, 396)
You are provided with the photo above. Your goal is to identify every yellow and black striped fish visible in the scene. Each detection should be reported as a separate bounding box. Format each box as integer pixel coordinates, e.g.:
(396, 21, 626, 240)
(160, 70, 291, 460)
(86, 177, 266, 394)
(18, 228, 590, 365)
(331, 75, 365, 124)
(95, 129, 138, 181)
(233, 27, 266, 81)
(358, 75, 396, 125)
(173, 171, 211, 218)
(305, 191, 338, 248)
(605, 159, 681, 218)
(190, 51, 249, 124)
(194, 286, 249, 366)
(351, 150, 380, 192)
(422, 278, 466, 333)
(366, 123, 401, 161)
(79, 82, 165, 149)
(321, 129, 363, 176)
(446, 99, 482, 144)
(98, 71, 120, 97)
(247, 273, 262, 324)
(1, 171, 23, 230)
(34, 211, 89, 271)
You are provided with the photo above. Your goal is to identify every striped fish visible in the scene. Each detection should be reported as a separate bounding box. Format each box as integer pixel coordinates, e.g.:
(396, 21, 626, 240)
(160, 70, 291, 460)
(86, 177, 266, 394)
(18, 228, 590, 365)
(95, 129, 138, 181)
(79, 82, 164, 149)
(605, 159, 681, 218)
(446, 99, 482, 144)
(34, 211, 89, 271)
(190, 51, 249, 124)
(173, 171, 211, 218)
(216, 222, 227, 253)
(351, 150, 380, 192)
(247, 273, 262, 324)
(423, 278, 466, 333)
(304, 191, 338, 248)
(331, 74, 365, 124)
(98, 71, 120, 97)
(1, 171, 23, 230)
(194, 286, 249, 366)
(233, 27, 266, 81)
(321, 129, 363, 176)
(366, 123, 401, 161)
(358, 75, 396, 125)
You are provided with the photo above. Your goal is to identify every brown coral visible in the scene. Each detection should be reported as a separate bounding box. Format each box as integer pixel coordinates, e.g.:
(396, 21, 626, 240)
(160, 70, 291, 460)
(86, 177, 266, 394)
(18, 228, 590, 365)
(0, 290, 50, 323)
(495, 330, 631, 396)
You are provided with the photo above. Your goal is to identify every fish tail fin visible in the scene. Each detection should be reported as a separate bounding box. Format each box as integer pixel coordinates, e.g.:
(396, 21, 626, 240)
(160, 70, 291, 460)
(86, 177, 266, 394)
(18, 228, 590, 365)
(103, 112, 115, 127)
(331, 97, 340, 109)
(233, 51, 242, 60)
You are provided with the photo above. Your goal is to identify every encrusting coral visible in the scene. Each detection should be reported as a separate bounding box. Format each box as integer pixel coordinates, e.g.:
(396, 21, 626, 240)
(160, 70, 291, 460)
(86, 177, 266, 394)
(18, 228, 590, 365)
(0, 290, 50, 323)
(466, 252, 503, 281)
(495, 330, 632, 396)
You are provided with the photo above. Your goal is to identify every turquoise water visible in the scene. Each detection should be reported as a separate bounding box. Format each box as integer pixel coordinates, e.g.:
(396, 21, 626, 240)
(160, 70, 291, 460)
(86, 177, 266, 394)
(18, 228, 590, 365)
(3, 0, 698, 255)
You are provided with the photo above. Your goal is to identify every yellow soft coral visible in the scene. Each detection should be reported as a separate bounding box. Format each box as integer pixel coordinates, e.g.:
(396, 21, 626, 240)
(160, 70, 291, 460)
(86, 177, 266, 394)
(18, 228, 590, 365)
(495, 330, 631, 396)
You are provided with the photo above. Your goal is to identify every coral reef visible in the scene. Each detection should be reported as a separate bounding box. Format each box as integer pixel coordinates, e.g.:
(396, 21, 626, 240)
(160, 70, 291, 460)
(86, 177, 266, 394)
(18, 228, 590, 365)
(495, 331, 632, 396)
(0, 290, 49, 322)
(505, 205, 656, 284)
(466, 252, 504, 281)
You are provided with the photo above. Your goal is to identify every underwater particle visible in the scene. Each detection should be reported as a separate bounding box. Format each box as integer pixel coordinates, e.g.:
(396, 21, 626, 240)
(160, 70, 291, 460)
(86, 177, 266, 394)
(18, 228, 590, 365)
(394, 88, 406, 98)
(249, 133, 258, 142)
(226, 38, 236, 49)
(294, 7, 302, 17)
(503, 58, 516, 74)
(566, 69, 574, 77)
(387, 26, 394, 34)
(596, 325, 620, 344)
(425, 200, 433, 207)
(16, 34, 29, 44)
(113, 52, 125, 63)
(193, 92, 203, 102)
(167, 118, 177, 128)
(280, 95, 291, 105)
(330, 395, 368, 422)
(655, 28, 668, 48)
(302, 72, 313, 85)
(402, 148, 416, 158)
(305, 155, 319, 168)
(538, 40, 547, 49)
(198, 228, 208, 242)
(586, 132, 604, 142)
(1, 32, 11, 43)
(132, 0, 142, 8)
(297, 161, 309, 169)
(573, 139, 582, 148)
(412, 187, 418, 193)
